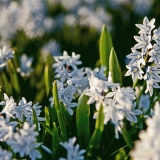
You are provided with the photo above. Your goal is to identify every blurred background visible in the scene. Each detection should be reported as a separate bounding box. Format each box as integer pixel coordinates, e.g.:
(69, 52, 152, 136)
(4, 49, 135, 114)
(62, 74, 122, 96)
(0, 0, 160, 104)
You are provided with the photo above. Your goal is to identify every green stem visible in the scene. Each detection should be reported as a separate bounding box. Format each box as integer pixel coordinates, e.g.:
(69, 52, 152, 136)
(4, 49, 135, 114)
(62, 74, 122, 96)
(53, 81, 68, 140)
(122, 125, 134, 149)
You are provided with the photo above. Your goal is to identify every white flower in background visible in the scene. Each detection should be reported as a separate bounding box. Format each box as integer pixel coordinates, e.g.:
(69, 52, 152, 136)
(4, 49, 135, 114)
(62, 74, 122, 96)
(0, 2, 21, 41)
(41, 39, 61, 57)
(148, 44, 160, 64)
(17, 54, 33, 77)
(126, 47, 145, 65)
(19, 0, 54, 38)
(134, 33, 152, 52)
(59, 137, 85, 160)
(135, 17, 155, 35)
(0, 93, 16, 122)
(0, 147, 12, 160)
(14, 97, 32, 122)
(138, 94, 150, 112)
(130, 101, 160, 160)
(0, 46, 14, 68)
(152, 27, 160, 45)
(7, 122, 41, 160)
(125, 64, 144, 82)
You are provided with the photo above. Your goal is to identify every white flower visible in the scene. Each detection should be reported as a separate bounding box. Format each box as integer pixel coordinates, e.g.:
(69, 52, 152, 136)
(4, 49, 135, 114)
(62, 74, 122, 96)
(145, 79, 160, 96)
(55, 67, 70, 82)
(122, 103, 142, 123)
(0, 116, 13, 142)
(125, 64, 144, 82)
(7, 122, 41, 160)
(93, 66, 107, 81)
(144, 65, 160, 81)
(130, 101, 160, 160)
(134, 33, 152, 52)
(93, 99, 124, 139)
(17, 54, 33, 77)
(0, 46, 14, 68)
(0, 147, 12, 160)
(59, 137, 85, 160)
(14, 97, 32, 122)
(126, 47, 145, 65)
(152, 27, 160, 45)
(0, 93, 16, 122)
(41, 39, 61, 57)
(53, 51, 82, 72)
(106, 87, 135, 110)
(148, 44, 160, 64)
(135, 17, 155, 34)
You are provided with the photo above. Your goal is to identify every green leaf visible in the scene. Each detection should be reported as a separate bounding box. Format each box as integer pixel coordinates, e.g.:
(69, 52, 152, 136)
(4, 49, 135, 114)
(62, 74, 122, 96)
(86, 104, 104, 158)
(99, 25, 113, 76)
(109, 48, 122, 85)
(44, 64, 50, 96)
(41, 122, 54, 136)
(41, 122, 66, 142)
(8, 60, 20, 94)
(53, 81, 68, 140)
(32, 108, 40, 141)
(122, 124, 134, 149)
(49, 105, 58, 125)
(52, 123, 59, 159)
(115, 148, 126, 160)
(60, 101, 73, 128)
(76, 94, 90, 148)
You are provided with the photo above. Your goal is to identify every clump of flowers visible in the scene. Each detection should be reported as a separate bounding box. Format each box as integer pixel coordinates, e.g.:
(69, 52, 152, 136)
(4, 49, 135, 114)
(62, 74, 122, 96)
(125, 17, 160, 96)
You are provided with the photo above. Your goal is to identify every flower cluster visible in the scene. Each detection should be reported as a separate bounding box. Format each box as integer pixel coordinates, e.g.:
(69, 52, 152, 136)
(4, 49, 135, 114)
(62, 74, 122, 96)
(59, 137, 85, 160)
(84, 73, 142, 138)
(130, 101, 160, 159)
(0, 93, 45, 130)
(7, 122, 41, 160)
(125, 17, 160, 96)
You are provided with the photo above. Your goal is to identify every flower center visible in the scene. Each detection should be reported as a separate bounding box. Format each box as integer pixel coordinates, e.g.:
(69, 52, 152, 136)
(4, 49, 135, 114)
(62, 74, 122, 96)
(136, 55, 141, 59)
(133, 68, 138, 72)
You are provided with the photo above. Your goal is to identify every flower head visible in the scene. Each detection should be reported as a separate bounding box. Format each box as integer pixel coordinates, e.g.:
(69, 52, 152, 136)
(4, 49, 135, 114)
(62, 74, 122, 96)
(60, 137, 85, 160)
(135, 17, 155, 34)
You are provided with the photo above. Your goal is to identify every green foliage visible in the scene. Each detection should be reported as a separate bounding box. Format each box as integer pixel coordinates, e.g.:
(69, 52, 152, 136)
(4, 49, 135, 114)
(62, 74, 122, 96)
(109, 47, 122, 85)
(76, 94, 90, 148)
(86, 104, 104, 158)
(99, 25, 113, 76)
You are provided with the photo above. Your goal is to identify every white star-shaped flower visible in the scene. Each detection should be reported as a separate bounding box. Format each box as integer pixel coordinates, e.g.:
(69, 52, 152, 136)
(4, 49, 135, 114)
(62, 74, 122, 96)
(125, 64, 144, 82)
(152, 27, 160, 45)
(134, 33, 152, 52)
(135, 17, 155, 34)
(148, 44, 160, 64)
(126, 47, 145, 65)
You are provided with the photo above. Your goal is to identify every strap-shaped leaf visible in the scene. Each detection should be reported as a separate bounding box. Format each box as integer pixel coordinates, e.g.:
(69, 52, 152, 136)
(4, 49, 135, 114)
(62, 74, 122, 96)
(99, 25, 113, 76)
(86, 104, 104, 158)
(52, 123, 59, 159)
(109, 48, 122, 85)
(76, 94, 90, 148)
(60, 101, 73, 128)
(53, 81, 68, 140)
(8, 60, 20, 94)
(44, 64, 50, 96)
